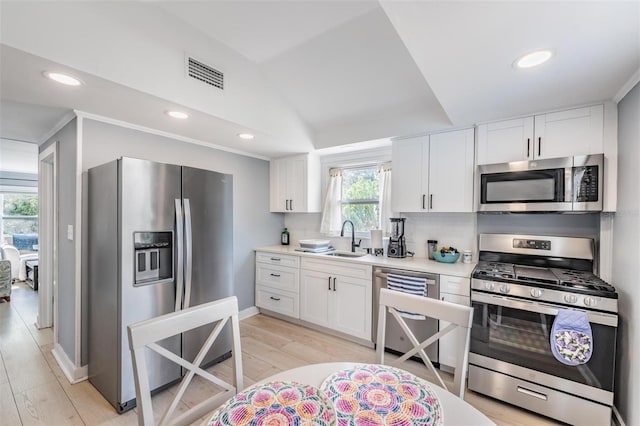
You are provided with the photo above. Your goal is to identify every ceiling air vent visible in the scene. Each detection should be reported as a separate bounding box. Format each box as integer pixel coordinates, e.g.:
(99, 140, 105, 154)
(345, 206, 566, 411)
(187, 57, 224, 90)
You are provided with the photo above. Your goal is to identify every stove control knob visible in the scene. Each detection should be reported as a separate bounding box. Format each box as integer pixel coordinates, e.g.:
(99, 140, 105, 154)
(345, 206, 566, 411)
(564, 294, 578, 304)
(584, 296, 598, 307)
(530, 288, 543, 298)
(484, 281, 495, 291)
(499, 284, 510, 294)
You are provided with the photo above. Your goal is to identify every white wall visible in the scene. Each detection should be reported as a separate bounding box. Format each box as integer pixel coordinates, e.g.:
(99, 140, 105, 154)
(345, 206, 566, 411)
(0, 138, 38, 173)
(612, 81, 640, 425)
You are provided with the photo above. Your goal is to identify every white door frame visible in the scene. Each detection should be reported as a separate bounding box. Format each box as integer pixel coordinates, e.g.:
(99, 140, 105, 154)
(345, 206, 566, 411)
(37, 142, 57, 332)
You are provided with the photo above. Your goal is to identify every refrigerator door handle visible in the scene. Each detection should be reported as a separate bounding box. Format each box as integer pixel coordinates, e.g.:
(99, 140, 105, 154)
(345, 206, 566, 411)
(183, 198, 193, 309)
(174, 199, 184, 312)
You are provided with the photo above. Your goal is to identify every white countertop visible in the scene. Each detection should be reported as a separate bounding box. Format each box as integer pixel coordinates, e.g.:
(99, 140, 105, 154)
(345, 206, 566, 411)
(255, 245, 476, 278)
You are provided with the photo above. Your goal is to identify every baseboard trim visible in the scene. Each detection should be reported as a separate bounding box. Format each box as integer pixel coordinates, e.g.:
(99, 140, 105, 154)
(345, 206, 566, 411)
(51, 343, 88, 384)
(239, 306, 259, 320)
(613, 405, 626, 426)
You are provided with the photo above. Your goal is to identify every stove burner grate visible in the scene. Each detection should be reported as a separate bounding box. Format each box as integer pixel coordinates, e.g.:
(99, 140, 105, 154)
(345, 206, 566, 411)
(472, 262, 617, 298)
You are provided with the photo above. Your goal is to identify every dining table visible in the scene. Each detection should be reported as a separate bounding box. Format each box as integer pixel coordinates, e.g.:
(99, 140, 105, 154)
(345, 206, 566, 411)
(206, 362, 496, 425)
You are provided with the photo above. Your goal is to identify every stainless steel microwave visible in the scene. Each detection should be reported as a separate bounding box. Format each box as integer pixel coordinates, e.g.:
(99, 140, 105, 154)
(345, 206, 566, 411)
(476, 154, 603, 212)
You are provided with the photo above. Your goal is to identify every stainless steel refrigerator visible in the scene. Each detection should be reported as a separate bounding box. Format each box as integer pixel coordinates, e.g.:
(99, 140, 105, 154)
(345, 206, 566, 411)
(87, 157, 233, 413)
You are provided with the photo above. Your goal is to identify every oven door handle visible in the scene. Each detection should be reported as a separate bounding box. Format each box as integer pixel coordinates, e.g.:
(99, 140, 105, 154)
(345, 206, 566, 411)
(471, 292, 618, 327)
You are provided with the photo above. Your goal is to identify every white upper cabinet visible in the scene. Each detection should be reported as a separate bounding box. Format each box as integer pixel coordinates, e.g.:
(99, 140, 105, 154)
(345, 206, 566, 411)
(270, 154, 321, 213)
(428, 129, 475, 212)
(392, 129, 475, 213)
(477, 105, 604, 165)
(534, 105, 604, 160)
(477, 117, 534, 164)
(391, 135, 428, 212)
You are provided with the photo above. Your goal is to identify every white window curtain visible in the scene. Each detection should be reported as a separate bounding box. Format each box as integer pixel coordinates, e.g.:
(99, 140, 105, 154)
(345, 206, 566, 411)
(320, 168, 343, 236)
(378, 163, 392, 235)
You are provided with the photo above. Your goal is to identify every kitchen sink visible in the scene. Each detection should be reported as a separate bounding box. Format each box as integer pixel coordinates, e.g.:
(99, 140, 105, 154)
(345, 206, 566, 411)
(321, 251, 367, 258)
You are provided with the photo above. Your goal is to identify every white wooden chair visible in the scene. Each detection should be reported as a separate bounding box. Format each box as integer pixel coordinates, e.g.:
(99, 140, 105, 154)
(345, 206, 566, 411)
(127, 296, 243, 426)
(376, 288, 473, 399)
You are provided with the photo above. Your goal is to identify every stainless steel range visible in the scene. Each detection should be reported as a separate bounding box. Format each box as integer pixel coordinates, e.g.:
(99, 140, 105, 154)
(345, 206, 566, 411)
(468, 234, 617, 425)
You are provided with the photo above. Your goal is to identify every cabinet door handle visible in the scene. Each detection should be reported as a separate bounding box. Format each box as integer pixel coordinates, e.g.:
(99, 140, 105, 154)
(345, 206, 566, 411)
(269, 296, 281, 301)
(290, 199, 294, 210)
(538, 137, 541, 157)
(328, 276, 332, 290)
(270, 273, 280, 277)
(270, 257, 281, 261)
(333, 277, 337, 291)
(527, 138, 530, 158)
(285, 200, 289, 210)
(422, 194, 426, 209)
(430, 194, 433, 210)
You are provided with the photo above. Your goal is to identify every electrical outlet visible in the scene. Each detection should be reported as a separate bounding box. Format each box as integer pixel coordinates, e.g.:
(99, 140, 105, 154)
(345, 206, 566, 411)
(67, 225, 74, 241)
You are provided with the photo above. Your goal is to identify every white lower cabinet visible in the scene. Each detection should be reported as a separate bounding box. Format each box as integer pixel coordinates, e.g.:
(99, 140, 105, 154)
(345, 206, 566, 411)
(300, 258, 372, 341)
(255, 252, 300, 319)
(256, 287, 299, 318)
(438, 275, 471, 370)
(298, 269, 332, 328)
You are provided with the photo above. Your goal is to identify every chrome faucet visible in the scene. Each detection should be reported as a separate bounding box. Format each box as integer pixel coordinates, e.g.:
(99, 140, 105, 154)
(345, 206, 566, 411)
(340, 220, 361, 253)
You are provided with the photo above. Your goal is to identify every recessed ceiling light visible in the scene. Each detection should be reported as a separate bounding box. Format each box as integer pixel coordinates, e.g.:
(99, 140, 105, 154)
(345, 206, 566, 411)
(237, 133, 254, 140)
(166, 110, 189, 119)
(514, 50, 554, 69)
(43, 71, 82, 86)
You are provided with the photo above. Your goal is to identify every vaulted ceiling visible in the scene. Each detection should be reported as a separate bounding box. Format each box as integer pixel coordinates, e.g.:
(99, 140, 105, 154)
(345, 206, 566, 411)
(1, 1, 638, 158)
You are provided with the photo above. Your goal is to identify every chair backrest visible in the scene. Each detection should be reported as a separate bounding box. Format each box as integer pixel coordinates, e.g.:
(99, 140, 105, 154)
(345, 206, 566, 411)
(376, 288, 473, 399)
(127, 296, 243, 426)
(0, 245, 20, 279)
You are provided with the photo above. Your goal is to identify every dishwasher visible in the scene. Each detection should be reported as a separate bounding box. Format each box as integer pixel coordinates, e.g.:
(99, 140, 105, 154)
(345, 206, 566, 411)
(372, 266, 440, 363)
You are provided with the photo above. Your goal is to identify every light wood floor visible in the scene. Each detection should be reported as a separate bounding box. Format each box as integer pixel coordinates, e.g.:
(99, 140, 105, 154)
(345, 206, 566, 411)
(0, 282, 561, 425)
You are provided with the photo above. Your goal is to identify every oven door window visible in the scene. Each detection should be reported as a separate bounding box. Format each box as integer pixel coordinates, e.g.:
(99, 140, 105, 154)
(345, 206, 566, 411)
(470, 300, 616, 392)
(481, 169, 564, 204)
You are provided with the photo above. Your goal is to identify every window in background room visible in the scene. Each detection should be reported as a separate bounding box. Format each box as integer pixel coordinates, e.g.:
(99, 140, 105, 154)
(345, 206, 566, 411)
(340, 166, 380, 233)
(1, 193, 38, 237)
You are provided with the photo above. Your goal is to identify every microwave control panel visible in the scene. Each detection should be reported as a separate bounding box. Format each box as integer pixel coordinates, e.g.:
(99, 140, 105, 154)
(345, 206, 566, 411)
(574, 165, 599, 202)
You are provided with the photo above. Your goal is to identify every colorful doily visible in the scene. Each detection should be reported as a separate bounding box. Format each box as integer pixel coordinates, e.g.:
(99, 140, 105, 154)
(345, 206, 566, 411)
(320, 364, 443, 426)
(208, 381, 336, 426)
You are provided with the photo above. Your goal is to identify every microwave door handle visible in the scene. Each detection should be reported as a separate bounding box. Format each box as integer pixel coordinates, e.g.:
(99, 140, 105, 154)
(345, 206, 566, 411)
(174, 199, 184, 312)
(566, 167, 574, 204)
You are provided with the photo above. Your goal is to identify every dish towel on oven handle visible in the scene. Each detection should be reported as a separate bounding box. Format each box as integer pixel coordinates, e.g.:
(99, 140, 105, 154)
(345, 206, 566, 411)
(386, 273, 427, 320)
(551, 309, 593, 365)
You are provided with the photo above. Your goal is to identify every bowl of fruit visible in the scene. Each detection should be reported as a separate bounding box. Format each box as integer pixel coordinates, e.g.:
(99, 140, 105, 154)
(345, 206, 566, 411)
(433, 246, 460, 263)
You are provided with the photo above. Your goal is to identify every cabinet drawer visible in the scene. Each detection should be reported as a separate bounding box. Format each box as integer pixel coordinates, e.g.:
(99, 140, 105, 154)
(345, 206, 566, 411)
(256, 287, 299, 318)
(301, 258, 372, 280)
(256, 264, 299, 293)
(440, 275, 470, 297)
(256, 252, 299, 268)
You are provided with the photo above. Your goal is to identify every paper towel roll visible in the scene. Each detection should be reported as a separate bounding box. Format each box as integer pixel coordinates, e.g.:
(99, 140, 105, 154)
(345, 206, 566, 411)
(370, 229, 383, 248)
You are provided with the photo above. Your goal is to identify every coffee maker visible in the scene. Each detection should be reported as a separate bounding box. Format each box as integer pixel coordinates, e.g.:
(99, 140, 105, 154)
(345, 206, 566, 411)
(387, 217, 408, 258)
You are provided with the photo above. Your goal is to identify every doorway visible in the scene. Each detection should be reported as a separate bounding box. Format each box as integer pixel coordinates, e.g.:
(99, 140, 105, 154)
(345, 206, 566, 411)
(38, 142, 56, 332)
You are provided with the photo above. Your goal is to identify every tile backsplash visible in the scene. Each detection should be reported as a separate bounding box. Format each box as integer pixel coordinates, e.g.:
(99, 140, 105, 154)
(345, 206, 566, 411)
(284, 212, 478, 260)
(283, 212, 601, 263)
